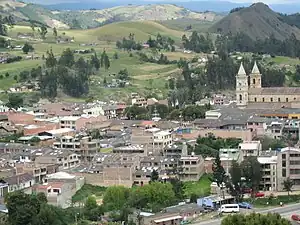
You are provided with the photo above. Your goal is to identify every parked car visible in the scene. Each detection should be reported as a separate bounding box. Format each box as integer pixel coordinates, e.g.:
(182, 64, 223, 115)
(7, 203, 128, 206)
(291, 214, 300, 221)
(255, 192, 265, 197)
(238, 202, 252, 209)
(242, 188, 252, 194)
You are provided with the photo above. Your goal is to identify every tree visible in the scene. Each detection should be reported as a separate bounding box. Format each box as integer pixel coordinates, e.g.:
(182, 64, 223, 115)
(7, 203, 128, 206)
(6, 94, 23, 109)
(45, 49, 57, 68)
(59, 48, 74, 67)
(91, 53, 100, 71)
(0, 75, 3, 79)
(53, 27, 57, 38)
(5, 72, 9, 77)
(227, 161, 243, 203)
(103, 77, 107, 86)
(129, 182, 176, 212)
(283, 177, 294, 196)
(103, 186, 130, 211)
(241, 156, 262, 196)
(212, 154, 226, 199)
(84, 195, 103, 221)
(113, 52, 119, 59)
(222, 213, 291, 225)
(150, 170, 159, 182)
(117, 68, 129, 80)
(38, 25, 48, 39)
(22, 43, 34, 54)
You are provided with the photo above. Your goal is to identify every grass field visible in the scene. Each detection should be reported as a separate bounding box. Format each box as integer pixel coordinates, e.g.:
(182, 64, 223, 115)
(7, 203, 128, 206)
(85, 21, 186, 43)
(160, 18, 215, 33)
(183, 174, 212, 198)
(72, 184, 106, 203)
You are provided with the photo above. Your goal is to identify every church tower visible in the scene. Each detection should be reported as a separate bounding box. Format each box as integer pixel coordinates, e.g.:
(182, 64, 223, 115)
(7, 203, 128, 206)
(236, 62, 249, 107)
(249, 61, 262, 89)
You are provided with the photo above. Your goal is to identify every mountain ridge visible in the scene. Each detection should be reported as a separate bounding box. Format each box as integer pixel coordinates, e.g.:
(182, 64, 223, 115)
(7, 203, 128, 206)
(209, 2, 300, 40)
(0, 0, 222, 29)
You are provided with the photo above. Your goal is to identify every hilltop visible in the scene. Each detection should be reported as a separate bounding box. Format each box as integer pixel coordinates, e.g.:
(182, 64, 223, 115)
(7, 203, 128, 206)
(0, 1, 221, 29)
(209, 2, 300, 40)
(56, 4, 221, 29)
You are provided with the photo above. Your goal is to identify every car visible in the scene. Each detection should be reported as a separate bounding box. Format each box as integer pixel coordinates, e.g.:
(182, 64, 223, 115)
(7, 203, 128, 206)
(238, 202, 252, 209)
(255, 192, 265, 197)
(291, 214, 300, 221)
(242, 188, 252, 194)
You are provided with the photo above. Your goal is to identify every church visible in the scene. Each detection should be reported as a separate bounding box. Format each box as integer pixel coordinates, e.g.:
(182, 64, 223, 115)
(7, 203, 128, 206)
(236, 62, 300, 109)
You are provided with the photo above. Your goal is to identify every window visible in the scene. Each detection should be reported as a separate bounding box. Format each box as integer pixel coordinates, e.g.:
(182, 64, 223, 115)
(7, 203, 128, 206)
(278, 98, 281, 102)
(262, 97, 265, 102)
(282, 169, 286, 177)
(270, 97, 273, 102)
(282, 154, 286, 159)
(294, 97, 297, 101)
(239, 94, 242, 101)
(254, 97, 257, 102)
(252, 78, 256, 84)
(286, 98, 289, 102)
(282, 161, 286, 167)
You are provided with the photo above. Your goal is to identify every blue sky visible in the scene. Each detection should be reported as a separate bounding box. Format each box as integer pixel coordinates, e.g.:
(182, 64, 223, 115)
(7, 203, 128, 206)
(24, 0, 300, 4)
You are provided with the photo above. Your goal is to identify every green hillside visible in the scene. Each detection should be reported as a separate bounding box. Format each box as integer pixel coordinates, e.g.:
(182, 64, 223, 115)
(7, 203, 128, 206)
(209, 2, 300, 40)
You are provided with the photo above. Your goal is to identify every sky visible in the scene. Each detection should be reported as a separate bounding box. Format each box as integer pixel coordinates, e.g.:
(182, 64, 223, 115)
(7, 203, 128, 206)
(24, 0, 300, 4)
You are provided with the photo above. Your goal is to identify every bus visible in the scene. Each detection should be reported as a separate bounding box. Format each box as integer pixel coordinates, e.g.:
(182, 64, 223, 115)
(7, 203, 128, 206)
(218, 204, 240, 213)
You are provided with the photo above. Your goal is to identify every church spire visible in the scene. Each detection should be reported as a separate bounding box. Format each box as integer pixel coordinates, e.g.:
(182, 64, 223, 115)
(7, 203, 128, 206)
(238, 62, 246, 76)
(251, 61, 260, 74)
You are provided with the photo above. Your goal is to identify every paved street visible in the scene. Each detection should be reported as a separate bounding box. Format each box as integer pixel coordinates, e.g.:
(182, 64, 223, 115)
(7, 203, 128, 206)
(194, 203, 300, 225)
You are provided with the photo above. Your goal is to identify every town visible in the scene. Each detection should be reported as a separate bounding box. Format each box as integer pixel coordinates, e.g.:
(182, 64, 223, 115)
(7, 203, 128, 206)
(1, 0, 300, 225)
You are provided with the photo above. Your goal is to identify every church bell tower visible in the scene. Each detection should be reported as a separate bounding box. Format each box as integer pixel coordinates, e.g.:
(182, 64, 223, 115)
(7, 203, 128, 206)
(249, 61, 262, 89)
(236, 62, 249, 107)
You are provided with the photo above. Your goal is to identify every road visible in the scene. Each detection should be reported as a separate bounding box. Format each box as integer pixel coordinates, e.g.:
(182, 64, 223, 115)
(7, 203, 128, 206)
(194, 203, 300, 225)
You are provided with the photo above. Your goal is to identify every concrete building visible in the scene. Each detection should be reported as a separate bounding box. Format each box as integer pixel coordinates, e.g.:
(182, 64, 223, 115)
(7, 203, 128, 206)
(15, 163, 58, 183)
(277, 147, 300, 191)
(78, 154, 140, 187)
(153, 130, 173, 149)
(35, 150, 80, 170)
(179, 155, 205, 181)
(258, 153, 278, 191)
(4, 173, 35, 193)
(53, 135, 100, 161)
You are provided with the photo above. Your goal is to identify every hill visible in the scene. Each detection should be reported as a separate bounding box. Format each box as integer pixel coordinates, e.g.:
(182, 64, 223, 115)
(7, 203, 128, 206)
(0, 1, 221, 29)
(84, 20, 185, 42)
(55, 4, 221, 29)
(209, 2, 300, 40)
(0, 0, 69, 28)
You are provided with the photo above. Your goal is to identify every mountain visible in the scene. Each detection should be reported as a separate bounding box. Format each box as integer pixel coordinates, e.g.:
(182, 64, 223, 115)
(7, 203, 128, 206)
(49, 4, 221, 29)
(0, 0, 221, 29)
(209, 2, 300, 40)
(36, 0, 300, 14)
(0, 0, 69, 28)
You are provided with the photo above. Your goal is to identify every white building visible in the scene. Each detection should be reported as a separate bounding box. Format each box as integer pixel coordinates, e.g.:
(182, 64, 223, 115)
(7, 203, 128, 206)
(83, 105, 104, 116)
(153, 130, 173, 148)
(239, 141, 262, 159)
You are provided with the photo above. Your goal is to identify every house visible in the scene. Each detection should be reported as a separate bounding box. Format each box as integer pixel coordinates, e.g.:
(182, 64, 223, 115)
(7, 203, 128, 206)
(33, 182, 73, 208)
(35, 150, 80, 170)
(53, 135, 100, 161)
(4, 173, 35, 194)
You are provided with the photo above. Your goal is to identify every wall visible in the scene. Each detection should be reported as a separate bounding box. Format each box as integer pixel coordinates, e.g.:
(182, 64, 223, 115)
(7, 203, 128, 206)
(196, 129, 253, 141)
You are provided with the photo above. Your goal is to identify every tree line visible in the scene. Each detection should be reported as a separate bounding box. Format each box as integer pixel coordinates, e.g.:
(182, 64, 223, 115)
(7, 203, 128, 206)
(38, 48, 109, 99)
(124, 103, 211, 121)
(6, 191, 103, 225)
(182, 31, 214, 53)
(216, 32, 300, 58)
(169, 55, 286, 107)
